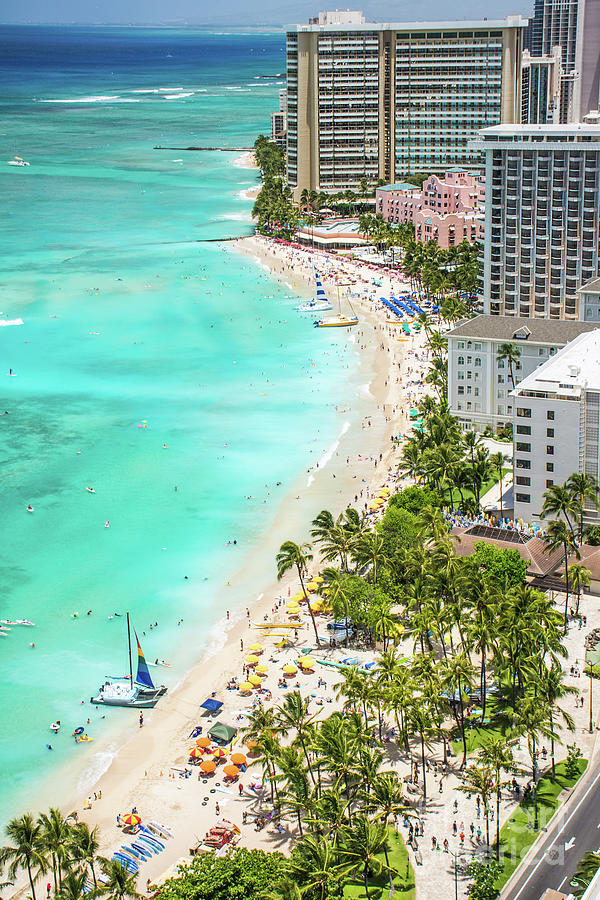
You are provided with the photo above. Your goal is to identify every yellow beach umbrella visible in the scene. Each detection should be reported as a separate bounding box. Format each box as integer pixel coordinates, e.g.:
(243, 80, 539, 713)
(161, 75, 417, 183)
(248, 674, 261, 686)
(291, 591, 304, 603)
(283, 663, 297, 675)
(299, 657, 315, 669)
(255, 664, 268, 674)
(313, 575, 324, 583)
(239, 681, 254, 692)
(305, 581, 319, 591)
(245, 654, 259, 665)
(287, 606, 300, 615)
(249, 643, 263, 652)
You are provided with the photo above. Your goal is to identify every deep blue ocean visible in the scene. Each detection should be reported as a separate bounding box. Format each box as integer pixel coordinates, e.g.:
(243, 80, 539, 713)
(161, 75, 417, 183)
(0, 26, 362, 824)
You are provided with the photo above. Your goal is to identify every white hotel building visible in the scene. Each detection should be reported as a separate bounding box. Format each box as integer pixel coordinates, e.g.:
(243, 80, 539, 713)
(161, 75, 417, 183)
(446, 314, 598, 431)
(511, 330, 600, 523)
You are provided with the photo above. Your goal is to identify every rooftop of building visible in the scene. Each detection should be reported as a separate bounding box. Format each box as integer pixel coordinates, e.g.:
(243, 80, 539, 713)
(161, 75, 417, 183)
(446, 314, 599, 345)
(578, 277, 600, 295)
(513, 330, 600, 395)
(473, 123, 600, 142)
(290, 15, 527, 32)
(376, 182, 420, 192)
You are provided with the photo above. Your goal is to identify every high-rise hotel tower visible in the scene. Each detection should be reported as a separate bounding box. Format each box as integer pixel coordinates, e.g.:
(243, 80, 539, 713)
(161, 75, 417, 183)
(285, 12, 526, 198)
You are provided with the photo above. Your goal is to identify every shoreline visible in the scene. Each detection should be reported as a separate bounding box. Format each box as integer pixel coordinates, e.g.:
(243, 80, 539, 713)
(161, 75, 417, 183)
(7, 234, 432, 893)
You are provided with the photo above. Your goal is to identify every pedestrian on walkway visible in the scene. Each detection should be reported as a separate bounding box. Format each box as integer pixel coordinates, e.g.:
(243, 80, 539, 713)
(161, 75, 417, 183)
(431, 836, 437, 850)
(452, 821, 457, 836)
(470, 822, 475, 838)
(443, 838, 449, 853)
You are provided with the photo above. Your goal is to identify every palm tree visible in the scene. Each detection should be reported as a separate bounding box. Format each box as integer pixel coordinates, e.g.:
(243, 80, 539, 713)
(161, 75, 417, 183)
(535, 661, 576, 778)
(277, 690, 317, 785)
(0, 813, 48, 900)
(568, 564, 591, 616)
(479, 737, 520, 861)
(287, 834, 344, 900)
(489, 451, 506, 517)
(340, 815, 393, 900)
(39, 808, 75, 891)
(365, 773, 409, 828)
(277, 745, 311, 835)
(56, 871, 88, 900)
(406, 699, 437, 800)
(566, 473, 599, 542)
(458, 763, 494, 852)
(96, 858, 140, 900)
(68, 823, 100, 888)
(352, 531, 388, 583)
(320, 567, 351, 645)
(510, 697, 555, 830)
(541, 483, 580, 536)
(276, 540, 318, 643)
(570, 850, 600, 896)
(544, 519, 580, 631)
(496, 342, 521, 390)
(441, 653, 475, 768)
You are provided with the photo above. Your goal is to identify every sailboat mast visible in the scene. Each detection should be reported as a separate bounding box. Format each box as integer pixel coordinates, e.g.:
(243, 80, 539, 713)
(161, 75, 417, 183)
(127, 612, 133, 684)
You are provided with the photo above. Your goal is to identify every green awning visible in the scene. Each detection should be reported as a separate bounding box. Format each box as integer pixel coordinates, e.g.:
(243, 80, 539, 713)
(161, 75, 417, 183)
(208, 722, 238, 743)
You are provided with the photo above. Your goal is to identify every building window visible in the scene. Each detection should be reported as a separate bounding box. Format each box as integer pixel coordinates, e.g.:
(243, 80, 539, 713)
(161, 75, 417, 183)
(517, 408, 532, 418)
(467, 371, 472, 380)
(474, 388, 479, 397)
(458, 371, 464, 380)
(538, 348, 546, 356)
(497, 360, 505, 369)
(516, 459, 531, 469)
(547, 428, 554, 438)
(547, 462, 554, 472)
(516, 424, 531, 435)
(516, 476, 531, 486)
(516, 442, 531, 452)
(547, 445, 554, 455)
(497, 405, 505, 415)
(458, 386, 464, 395)
(475, 358, 481, 367)
(515, 493, 531, 503)
(498, 374, 505, 384)
(547, 410, 555, 420)
(474, 343, 482, 350)
(546, 479, 554, 488)
(458, 356, 464, 365)
(458, 342, 465, 349)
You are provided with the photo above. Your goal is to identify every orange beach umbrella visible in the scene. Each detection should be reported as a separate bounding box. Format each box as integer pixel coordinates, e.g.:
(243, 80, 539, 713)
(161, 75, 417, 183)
(223, 764, 240, 777)
(196, 737, 211, 748)
(230, 753, 247, 766)
(200, 759, 217, 773)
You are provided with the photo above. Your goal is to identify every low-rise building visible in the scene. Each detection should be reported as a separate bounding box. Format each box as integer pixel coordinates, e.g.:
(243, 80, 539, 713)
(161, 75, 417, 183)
(376, 170, 485, 248)
(296, 217, 369, 250)
(511, 329, 600, 524)
(447, 314, 598, 431)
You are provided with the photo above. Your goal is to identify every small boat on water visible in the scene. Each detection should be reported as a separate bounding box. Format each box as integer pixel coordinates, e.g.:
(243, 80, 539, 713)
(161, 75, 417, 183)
(297, 271, 333, 312)
(7, 156, 30, 167)
(91, 613, 167, 709)
(86, 487, 95, 493)
(314, 276, 358, 328)
(1, 619, 35, 627)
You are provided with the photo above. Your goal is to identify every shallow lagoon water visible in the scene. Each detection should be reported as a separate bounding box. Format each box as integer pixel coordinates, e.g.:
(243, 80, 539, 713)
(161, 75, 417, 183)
(0, 26, 363, 824)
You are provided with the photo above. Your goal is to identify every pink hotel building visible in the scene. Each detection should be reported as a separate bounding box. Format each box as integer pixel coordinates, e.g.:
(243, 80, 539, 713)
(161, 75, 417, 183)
(375, 169, 485, 249)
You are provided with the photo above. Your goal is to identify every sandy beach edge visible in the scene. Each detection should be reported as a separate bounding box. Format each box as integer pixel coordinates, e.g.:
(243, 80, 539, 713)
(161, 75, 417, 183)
(7, 233, 426, 896)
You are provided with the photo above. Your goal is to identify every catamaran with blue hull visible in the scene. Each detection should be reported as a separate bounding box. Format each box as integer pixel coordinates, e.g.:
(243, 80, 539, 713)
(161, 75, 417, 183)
(91, 613, 167, 708)
(297, 271, 333, 312)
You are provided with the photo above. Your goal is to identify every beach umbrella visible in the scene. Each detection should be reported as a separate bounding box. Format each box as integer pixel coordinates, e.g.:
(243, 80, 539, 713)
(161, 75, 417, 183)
(223, 764, 240, 778)
(211, 747, 227, 759)
(120, 813, 141, 827)
(246, 739, 258, 750)
(239, 681, 254, 692)
(245, 655, 259, 665)
(200, 759, 217, 774)
(231, 753, 247, 766)
(255, 664, 268, 674)
(248, 674, 261, 686)
(248, 643, 263, 652)
(313, 575, 324, 583)
(286, 599, 299, 607)
(305, 581, 319, 591)
(196, 737, 211, 748)
(283, 663, 297, 675)
(298, 657, 315, 669)
(189, 747, 204, 758)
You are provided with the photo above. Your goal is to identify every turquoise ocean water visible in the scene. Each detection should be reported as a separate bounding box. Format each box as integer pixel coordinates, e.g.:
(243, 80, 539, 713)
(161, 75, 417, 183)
(0, 27, 363, 824)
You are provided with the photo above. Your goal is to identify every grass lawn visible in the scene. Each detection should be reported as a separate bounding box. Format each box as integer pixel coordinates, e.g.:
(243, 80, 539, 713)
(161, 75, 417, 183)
(344, 830, 415, 899)
(450, 699, 512, 755)
(494, 758, 588, 890)
(440, 468, 511, 507)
